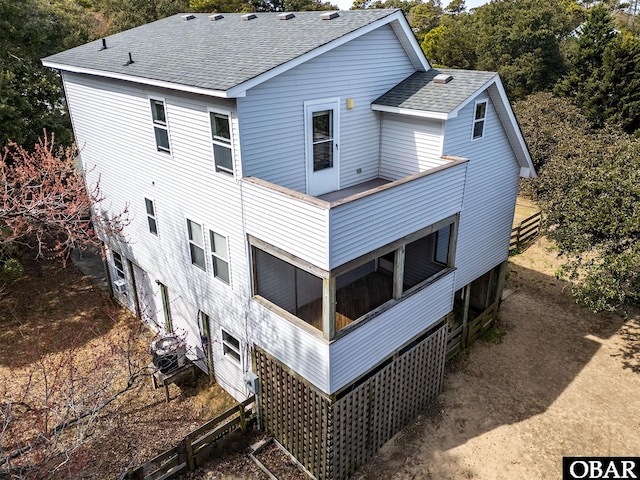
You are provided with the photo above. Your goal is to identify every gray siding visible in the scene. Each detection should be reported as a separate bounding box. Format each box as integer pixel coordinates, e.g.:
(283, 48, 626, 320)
(237, 25, 415, 193)
(442, 91, 520, 289)
(63, 72, 332, 398)
(379, 114, 446, 180)
(328, 161, 467, 268)
(329, 271, 454, 393)
(241, 180, 329, 269)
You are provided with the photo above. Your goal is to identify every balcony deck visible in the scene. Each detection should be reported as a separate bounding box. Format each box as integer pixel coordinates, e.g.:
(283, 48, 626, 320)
(317, 178, 390, 203)
(241, 156, 468, 271)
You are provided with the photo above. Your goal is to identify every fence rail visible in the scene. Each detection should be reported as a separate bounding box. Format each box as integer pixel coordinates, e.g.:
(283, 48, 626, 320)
(510, 211, 541, 253)
(126, 397, 255, 480)
(446, 303, 497, 361)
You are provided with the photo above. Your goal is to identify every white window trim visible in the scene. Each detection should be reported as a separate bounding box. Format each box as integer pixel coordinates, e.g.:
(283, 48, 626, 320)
(471, 99, 488, 141)
(221, 328, 241, 367)
(112, 251, 126, 279)
(207, 107, 235, 177)
(149, 96, 172, 155)
(186, 217, 207, 271)
(144, 196, 158, 236)
(209, 228, 231, 286)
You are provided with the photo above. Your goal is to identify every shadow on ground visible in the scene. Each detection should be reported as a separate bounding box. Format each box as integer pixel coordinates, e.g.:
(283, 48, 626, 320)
(351, 258, 637, 479)
(0, 255, 118, 368)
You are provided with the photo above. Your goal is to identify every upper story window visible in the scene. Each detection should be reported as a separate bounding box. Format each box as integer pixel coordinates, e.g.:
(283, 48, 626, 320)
(210, 112, 233, 175)
(210, 230, 230, 284)
(472, 101, 487, 140)
(187, 219, 206, 270)
(145, 198, 158, 235)
(150, 99, 171, 153)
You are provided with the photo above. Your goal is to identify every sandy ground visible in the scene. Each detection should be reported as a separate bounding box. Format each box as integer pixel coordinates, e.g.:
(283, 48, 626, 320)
(352, 237, 640, 480)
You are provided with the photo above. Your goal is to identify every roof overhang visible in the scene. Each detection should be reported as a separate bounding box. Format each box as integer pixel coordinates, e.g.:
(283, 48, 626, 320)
(43, 10, 428, 100)
(41, 61, 237, 98)
(372, 74, 536, 179)
(485, 77, 536, 178)
(223, 10, 429, 97)
(371, 75, 496, 120)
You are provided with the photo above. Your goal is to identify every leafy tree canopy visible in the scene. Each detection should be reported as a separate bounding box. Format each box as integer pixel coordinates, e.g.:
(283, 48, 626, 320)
(421, 0, 581, 98)
(0, 0, 95, 148)
(515, 92, 640, 313)
(557, 5, 640, 133)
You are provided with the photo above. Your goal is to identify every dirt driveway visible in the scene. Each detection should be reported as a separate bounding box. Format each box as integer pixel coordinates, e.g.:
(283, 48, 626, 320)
(352, 238, 640, 480)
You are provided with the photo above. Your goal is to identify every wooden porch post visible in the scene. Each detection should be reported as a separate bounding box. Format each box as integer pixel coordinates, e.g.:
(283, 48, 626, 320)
(322, 277, 336, 341)
(461, 283, 471, 348)
(494, 260, 508, 308)
(393, 246, 405, 300)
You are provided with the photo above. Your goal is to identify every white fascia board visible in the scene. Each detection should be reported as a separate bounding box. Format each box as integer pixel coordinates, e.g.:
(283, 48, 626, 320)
(490, 77, 536, 178)
(371, 103, 449, 120)
(447, 76, 497, 119)
(227, 10, 423, 97)
(519, 167, 534, 178)
(389, 18, 430, 72)
(41, 61, 237, 98)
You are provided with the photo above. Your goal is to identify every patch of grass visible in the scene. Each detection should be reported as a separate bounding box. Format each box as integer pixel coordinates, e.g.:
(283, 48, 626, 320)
(191, 374, 237, 419)
(481, 322, 507, 344)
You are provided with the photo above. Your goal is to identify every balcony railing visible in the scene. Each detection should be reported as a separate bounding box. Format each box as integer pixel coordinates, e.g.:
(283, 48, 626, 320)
(241, 156, 468, 272)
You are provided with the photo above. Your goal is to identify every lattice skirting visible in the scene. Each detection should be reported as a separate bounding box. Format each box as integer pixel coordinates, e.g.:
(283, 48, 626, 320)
(255, 321, 448, 480)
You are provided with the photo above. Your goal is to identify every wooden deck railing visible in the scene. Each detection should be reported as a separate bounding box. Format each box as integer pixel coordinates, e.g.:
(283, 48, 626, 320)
(125, 397, 255, 480)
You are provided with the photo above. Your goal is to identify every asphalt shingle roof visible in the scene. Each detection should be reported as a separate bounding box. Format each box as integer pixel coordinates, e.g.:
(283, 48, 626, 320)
(43, 10, 396, 92)
(373, 69, 497, 113)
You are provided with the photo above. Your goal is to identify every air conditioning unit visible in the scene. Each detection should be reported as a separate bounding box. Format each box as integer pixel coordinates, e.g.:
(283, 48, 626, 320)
(151, 335, 187, 374)
(113, 279, 127, 294)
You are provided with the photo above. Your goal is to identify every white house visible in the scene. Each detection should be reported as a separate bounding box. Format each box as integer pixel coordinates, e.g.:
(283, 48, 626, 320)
(43, 9, 534, 478)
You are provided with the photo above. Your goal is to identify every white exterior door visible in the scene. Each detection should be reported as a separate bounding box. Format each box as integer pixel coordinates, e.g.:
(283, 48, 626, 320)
(305, 99, 339, 196)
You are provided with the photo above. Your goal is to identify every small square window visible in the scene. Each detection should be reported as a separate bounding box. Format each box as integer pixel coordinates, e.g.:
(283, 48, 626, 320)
(187, 219, 206, 270)
(210, 230, 230, 284)
(222, 329, 241, 364)
(472, 101, 487, 140)
(145, 198, 158, 235)
(150, 99, 171, 153)
(210, 112, 233, 174)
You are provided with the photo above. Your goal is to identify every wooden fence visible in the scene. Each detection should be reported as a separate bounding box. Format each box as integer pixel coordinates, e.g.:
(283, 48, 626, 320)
(510, 211, 541, 253)
(255, 322, 448, 480)
(125, 397, 255, 480)
(446, 303, 497, 361)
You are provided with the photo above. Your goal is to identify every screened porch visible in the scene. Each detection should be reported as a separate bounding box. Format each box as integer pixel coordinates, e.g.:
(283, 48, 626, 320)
(251, 217, 457, 340)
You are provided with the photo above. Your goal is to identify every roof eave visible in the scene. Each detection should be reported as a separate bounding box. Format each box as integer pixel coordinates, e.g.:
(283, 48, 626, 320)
(41, 60, 236, 98)
(486, 78, 537, 178)
(370, 103, 449, 120)
(226, 10, 430, 98)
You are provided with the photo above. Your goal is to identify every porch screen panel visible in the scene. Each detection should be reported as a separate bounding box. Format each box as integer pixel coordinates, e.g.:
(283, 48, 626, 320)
(254, 248, 323, 329)
(255, 249, 296, 313)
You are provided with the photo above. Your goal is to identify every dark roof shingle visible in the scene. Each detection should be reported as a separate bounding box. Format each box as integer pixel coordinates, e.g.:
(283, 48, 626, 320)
(43, 10, 396, 92)
(373, 69, 496, 114)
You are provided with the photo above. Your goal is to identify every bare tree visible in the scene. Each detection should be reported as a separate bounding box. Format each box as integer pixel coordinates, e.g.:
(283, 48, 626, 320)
(0, 132, 128, 266)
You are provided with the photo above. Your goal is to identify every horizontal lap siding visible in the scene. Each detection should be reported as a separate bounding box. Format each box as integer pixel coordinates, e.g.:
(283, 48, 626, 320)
(64, 73, 257, 399)
(380, 114, 446, 180)
(249, 302, 330, 392)
(238, 25, 415, 193)
(328, 162, 467, 269)
(442, 92, 520, 290)
(241, 182, 329, 270)
(329, 272, 454, 393)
